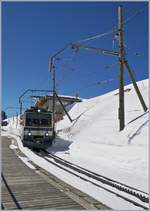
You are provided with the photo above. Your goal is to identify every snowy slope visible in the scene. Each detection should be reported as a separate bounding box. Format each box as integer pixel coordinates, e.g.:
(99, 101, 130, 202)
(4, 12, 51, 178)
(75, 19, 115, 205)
(2, 79, 149, 210)
(55, 79, 149, 192)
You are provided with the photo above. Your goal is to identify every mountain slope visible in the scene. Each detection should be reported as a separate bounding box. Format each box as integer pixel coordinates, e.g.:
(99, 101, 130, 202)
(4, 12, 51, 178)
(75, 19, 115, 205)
(55, 79, 149, 192)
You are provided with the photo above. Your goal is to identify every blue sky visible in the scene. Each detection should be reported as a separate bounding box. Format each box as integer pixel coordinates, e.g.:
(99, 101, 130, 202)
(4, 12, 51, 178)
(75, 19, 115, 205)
(2, 2, 148, 116)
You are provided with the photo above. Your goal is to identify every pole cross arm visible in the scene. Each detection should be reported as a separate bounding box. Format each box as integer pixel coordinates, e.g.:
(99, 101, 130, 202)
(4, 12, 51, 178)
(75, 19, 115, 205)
(19, 89, 52, 115)
(54, 91, 73, 123)
(71, 43, 119, 56)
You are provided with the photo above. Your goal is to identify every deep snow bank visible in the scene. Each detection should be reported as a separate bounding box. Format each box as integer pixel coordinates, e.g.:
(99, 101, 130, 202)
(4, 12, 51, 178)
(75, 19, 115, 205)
(2, 79, 149, 192)
(57, 79, 148, 147)
(56, 79, 149, 191)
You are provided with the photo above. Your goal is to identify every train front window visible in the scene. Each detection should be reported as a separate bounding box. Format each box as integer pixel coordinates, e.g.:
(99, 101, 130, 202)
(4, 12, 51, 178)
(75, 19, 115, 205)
(33, 119, 40, 126)
(26, 113, 51, 127)
(41, 119, 49, 126)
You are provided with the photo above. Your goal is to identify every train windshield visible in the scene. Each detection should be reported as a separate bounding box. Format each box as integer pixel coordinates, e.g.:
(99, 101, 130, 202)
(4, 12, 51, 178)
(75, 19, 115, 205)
(25, 112, 51, 127)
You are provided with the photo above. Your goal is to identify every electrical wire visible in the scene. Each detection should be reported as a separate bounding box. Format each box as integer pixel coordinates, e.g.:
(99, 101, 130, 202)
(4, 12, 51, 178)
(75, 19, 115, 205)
(56, 50, 118, 90)
(73, 6, 146, 46)
(123, 7, 147, 25)
(53, 6, 146, 98)
(56, 50, 80, 88)
(74, 78, 116, 94)
(54, 6, 146, 72)
(58, 50, 78, 72)
(75, 30, 114, 44)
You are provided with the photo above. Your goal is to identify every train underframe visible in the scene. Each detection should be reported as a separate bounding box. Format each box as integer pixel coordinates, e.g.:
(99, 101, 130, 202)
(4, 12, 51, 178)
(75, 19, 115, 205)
(22, 134, 54, 150)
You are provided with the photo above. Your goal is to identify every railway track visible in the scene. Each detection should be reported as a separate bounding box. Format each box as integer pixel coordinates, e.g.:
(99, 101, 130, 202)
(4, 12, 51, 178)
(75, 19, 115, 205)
(35, 149, 149, 210)
(3, 136, 107, 210)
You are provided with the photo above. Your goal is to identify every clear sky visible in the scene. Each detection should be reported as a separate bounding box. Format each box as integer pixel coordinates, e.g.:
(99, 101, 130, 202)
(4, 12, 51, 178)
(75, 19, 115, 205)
(2, 1, 148, 116)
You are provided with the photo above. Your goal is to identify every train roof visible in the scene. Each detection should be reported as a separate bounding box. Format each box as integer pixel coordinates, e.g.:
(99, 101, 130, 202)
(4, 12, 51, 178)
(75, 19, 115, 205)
(25, 107, 51, 113)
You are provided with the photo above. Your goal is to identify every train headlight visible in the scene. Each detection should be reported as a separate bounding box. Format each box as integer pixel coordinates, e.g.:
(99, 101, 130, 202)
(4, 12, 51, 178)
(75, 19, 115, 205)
(45, 132, 49, 136)
(28, 132, 32, 136)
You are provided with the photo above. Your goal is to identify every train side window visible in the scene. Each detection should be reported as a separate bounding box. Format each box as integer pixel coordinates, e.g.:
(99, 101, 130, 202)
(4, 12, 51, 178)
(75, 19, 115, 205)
(26, 118, 32, 126)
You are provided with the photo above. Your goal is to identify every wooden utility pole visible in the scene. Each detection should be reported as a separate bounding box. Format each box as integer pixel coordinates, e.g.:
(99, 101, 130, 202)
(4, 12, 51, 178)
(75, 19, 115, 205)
(55, 91, 73, 122)
(50, 58, 56, 138)
(118, 5, 125, 131)
(117, 5, 147, 131)
(48, 6, 147, 133)
(20, 102, 23, 115)
(124, 60, 147, 112)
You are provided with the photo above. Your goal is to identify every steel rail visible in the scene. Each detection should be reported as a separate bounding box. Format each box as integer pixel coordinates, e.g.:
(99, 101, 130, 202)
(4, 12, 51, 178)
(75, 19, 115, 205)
(46, 151, 148, 196)
(45, 152, 149, 202)
(35, 150, 149, 210)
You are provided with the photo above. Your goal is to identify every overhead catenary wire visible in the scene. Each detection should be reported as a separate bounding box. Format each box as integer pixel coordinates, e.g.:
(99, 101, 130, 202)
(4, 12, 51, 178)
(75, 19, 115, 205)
(51, 6, 146, 77)
(50, 6, 146, 100)
(74, 74, 133, 96)
(57, 50, 78, 72)
(56, 52, 118, 89)
(55, 50, 79, 88)
(73, 78, 116, 94)
(73, 6, 146, 45)
(123, 7, 147, 25)
(56, 44, 118, 91)
(75, 30, 114, 44)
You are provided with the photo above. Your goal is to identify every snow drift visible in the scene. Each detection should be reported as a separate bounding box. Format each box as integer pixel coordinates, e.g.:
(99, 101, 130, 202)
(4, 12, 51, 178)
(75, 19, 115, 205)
(55, 79, 149, 192)
(2, 79, 149, 208)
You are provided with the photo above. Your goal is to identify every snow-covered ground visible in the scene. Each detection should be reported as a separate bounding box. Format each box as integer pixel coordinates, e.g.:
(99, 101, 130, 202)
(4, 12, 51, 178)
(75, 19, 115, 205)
(54, 79, 149, 191)
(2, 79, 149, 210)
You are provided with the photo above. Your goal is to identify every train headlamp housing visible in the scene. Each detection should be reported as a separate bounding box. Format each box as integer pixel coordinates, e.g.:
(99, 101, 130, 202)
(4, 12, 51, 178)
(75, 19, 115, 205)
(28, 132, 32, 136)
(45, 132, 49, 136)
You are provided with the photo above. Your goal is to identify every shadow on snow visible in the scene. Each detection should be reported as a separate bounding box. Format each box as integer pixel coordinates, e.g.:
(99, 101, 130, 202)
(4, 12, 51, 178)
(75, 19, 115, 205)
(48, 136, 72, 154)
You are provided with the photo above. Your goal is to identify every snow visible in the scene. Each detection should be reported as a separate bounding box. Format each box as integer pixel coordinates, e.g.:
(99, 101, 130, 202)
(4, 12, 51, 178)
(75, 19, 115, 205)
(54, 79, 149, 192)
(18, 156, 36, 170)
(2, 79, 149, 210)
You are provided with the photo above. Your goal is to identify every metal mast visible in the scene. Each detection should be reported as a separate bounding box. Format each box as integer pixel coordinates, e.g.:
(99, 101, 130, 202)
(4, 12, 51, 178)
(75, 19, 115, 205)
(118, 5, 125, 131)
(48, 6, 147, 132)
(49, 58, 56, 138)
